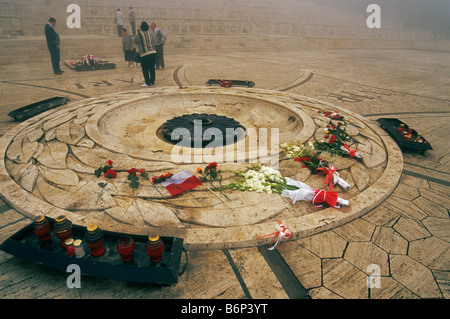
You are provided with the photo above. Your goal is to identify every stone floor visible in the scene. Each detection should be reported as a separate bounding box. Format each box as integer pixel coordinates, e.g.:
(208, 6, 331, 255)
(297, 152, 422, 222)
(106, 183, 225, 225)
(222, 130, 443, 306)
(0, 47, 449, 300)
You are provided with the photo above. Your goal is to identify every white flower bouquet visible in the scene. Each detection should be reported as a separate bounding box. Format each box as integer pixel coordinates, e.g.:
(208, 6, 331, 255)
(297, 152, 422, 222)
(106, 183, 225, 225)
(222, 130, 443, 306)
(222, 165, 298, 194)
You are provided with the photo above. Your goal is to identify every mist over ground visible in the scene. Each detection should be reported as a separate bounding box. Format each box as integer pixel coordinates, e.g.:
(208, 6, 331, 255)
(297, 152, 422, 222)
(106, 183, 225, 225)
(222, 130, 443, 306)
(306, 0, 449, 32)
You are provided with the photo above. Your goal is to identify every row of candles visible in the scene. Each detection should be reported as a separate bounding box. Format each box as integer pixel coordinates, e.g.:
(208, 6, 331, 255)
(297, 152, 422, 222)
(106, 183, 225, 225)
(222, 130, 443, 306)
(32, 215, 165, 263)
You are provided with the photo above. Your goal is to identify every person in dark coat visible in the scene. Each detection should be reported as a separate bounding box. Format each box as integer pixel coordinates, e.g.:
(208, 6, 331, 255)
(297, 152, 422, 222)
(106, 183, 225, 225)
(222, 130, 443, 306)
(44, 17, 63, 75)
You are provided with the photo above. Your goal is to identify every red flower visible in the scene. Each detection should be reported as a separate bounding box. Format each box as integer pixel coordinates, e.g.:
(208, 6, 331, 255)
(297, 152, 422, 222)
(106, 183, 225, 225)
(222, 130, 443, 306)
(317, 110, 322, 113)
(329, 135, 336, 143)
(151, 176, 156, 183)
(294, 158, 301, 162)
(104, 169, 117, 178)
(127, 168, 138, 175)
(325, 112, 331, 117)
(140, 169, 145, 174)
(333, 115, 340, 119)
(207, 162, 217, 168)
(165, 172, 172, 178)
(105, 160, 113, 166)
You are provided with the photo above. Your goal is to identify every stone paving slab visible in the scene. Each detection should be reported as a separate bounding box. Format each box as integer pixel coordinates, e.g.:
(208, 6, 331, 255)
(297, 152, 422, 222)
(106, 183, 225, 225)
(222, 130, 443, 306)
(0, 47, 449, 300)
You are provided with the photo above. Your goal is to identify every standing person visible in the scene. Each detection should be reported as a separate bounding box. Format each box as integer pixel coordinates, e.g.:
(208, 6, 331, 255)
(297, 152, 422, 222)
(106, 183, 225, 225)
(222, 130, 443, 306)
(44, 17, 63, 75)
(128, 7, 136, 35)
(133, 21, 157, 87)
(150, 23, 167, 70)
(114, 8, 124, 37)
(121, 28, 135, 67)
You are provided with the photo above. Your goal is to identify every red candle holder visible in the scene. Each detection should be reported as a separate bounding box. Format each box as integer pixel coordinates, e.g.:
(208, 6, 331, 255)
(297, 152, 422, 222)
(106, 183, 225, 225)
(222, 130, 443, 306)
(53, 215, 73, 248)
(145, 234, 164, 263)
(85, 224, 105, 257)
(64, 238, 76, 256)
(116, 236, 135, 262)
(32, 215, 51, 242)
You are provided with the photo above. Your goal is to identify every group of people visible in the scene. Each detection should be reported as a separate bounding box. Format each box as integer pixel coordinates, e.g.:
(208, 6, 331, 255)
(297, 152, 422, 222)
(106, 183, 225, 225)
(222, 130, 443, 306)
(115, 8, 167, 87)
(44, 7, 167, 87)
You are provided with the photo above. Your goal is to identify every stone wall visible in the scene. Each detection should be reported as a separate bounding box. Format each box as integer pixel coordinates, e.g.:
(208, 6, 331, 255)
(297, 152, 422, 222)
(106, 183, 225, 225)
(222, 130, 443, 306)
(0, 0, 448, 63)
(3, 0, 447, 42)
(0, 0, 21, 37)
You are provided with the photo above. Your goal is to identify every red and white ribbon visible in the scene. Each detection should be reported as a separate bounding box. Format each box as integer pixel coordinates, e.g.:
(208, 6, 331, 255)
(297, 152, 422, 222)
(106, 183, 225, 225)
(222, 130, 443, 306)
(341, 144, 363, 158)
(316, 163, 337, 190)
(316, 163, 351, 191)
(258, 220, 292, 250)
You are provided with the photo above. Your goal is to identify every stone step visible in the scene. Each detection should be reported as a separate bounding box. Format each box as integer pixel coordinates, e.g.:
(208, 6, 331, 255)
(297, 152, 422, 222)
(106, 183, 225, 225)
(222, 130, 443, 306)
(0, 34, 420, 65)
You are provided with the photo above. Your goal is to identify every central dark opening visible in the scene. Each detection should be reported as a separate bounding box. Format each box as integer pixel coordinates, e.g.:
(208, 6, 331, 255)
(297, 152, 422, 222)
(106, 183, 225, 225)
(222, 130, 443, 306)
(160, 113, 247, 148)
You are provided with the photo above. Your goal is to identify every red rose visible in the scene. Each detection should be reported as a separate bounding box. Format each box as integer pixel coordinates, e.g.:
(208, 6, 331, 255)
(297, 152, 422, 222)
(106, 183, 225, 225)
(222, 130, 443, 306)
(329, 135, 336, 143)
(151, 176, 156, 183)
(165, 172, 172, 178)
(104, 169, 117, 178)
(140, 169, 145, 173)
(208, 162, 217, 168)
(127, 168, 138, 175)
(106, 160, 113, 166)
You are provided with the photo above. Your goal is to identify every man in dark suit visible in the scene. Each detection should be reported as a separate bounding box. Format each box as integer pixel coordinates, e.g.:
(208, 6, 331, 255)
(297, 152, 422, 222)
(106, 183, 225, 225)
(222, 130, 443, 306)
(44, 17, 63, 75)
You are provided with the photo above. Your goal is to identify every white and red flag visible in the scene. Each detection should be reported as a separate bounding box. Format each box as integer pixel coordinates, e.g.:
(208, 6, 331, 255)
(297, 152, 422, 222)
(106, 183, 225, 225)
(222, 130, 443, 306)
(161, 170, 203, 197)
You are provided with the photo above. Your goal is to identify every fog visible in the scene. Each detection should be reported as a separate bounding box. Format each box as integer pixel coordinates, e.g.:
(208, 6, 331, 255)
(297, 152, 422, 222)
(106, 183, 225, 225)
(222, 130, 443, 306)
(302, 0, 450, 31)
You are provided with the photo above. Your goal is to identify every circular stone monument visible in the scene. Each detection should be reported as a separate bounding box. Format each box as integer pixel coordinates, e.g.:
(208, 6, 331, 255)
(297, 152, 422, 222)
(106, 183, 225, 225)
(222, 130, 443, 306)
(0, 86, 402, 250)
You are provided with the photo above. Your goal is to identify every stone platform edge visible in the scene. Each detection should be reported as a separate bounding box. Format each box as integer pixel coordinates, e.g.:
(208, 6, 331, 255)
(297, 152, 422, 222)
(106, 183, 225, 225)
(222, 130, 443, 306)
(0, 87, 403, 250)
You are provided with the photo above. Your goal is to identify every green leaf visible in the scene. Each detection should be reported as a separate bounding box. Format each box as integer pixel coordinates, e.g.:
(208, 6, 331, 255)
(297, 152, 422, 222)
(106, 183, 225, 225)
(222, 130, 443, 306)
(98, 182, 107, 188)
(94, 167, 103, 178)
(130, 179, 140, 189)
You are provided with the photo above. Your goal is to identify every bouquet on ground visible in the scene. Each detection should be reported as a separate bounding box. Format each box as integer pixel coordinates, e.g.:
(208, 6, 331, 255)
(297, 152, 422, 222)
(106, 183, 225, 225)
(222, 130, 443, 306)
(197, 162, 221, 183)
(127, 168, 150, 189)
(197, 162, 230, 200)
(94, 160, 117, 179)
(314, 110, 362, 158)
(222, 165, 299, 194)
(222, 165, 349, 208)
(280, 142, 350, 191)
(281, 178, 349, 208)
(151, 172, 174, 184)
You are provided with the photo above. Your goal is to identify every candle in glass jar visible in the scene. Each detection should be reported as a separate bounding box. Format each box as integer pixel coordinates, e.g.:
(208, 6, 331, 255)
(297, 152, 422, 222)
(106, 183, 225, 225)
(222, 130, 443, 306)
(65, 238, 75, 256)
(145, 234, 164, 263)
(73, 239, 85, 258)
